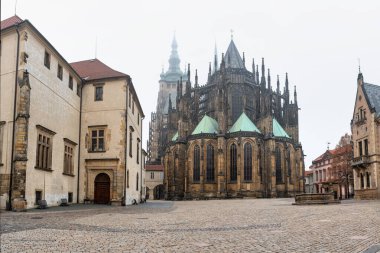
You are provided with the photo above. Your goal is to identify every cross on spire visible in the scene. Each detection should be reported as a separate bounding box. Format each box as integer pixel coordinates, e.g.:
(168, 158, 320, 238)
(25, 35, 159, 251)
(230, 29, 234, 40)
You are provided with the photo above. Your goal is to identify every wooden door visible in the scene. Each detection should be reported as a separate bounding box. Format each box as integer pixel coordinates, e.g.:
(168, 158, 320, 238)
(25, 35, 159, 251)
(94, 173, 110, 204)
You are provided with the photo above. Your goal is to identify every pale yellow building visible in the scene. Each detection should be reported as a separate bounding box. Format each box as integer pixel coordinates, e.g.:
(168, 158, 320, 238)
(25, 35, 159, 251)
(145, 164, 164, 200)
(351, 72, 380, 199)
(0, 15, 144, 209)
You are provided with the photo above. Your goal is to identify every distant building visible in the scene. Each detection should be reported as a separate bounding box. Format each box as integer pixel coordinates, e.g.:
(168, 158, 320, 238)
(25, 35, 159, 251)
(309, 136, 353, 199)
(304, 170, 314, 193)
(0, 15, 144, 210)
(351, 72, 380, 199)
(145, 164, 164, 200)
(147, 36, 188, 164)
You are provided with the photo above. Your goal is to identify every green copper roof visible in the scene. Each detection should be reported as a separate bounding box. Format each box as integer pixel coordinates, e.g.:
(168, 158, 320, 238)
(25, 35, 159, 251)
(171, 131, 178, 141)
(273, 118, 290, 138)
(228, 112, 261, 133)
(191, 115, 219, 135)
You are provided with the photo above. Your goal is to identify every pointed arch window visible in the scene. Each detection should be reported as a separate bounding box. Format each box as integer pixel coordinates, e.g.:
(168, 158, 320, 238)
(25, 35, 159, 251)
(276, 146, 282, 183)
(230, 144, 237, 181)
(206, 144, 215, 182)
(244, 143, 252, 181)
(287, 149, 292, 183)
(193, 145, 200, 182)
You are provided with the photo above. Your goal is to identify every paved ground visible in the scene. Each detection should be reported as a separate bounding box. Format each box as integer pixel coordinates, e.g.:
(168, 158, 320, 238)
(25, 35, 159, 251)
(1, 199, 379, 253)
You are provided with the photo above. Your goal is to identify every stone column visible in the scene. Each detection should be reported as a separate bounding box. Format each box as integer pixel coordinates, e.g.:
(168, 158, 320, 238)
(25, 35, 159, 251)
(12, 71, 31, 210)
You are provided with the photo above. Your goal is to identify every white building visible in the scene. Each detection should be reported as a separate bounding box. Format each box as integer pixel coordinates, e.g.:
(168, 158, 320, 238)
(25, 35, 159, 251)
(0, 15, 144, 209)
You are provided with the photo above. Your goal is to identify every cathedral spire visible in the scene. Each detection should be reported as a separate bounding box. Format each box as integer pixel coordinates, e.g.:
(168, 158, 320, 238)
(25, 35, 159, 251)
(221, 53, 225, 70)
(242, 52, 246, 68)
(179, 76, 183, 98)
(252, 58, 255, 81)
(195, 69, 198, 88)
(213, 42, 218, 73)
(168, 35, 181, 73)
(186, 64, 191, 94)
(267, 69, 271, 90)
(260, 58, 266, 88)
(208, 62, 212, 81)
(187, 63, 191, 80)
(256, 65, 259, 84)
(294, 85, 298, 105)
(277, 75, 280, 94)
(285, 72, 289, 92)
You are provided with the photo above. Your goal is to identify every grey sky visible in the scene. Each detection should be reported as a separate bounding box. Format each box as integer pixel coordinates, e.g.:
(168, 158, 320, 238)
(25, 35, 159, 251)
(2, 0, 380, 168)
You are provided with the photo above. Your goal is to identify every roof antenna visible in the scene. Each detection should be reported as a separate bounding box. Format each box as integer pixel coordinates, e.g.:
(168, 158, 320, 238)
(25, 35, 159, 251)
(15, 0, 18, 15)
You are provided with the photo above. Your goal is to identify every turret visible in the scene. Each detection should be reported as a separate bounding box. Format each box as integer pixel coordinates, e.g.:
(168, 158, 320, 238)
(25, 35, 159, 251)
(267, 69, 271, 90)
(242, 52, 246, 68)
(276, 75, 280, 94)
(294, 85, 298, 105)
(357, 67, 364, 86)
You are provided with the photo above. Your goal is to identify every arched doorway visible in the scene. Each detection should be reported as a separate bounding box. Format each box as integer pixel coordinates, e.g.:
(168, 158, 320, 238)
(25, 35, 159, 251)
(154, 184, 164, 199)
(94, 173, 110, 204)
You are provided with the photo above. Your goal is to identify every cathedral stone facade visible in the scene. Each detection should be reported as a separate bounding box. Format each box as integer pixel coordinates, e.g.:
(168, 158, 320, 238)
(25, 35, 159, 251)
(148, 37, 305, 199)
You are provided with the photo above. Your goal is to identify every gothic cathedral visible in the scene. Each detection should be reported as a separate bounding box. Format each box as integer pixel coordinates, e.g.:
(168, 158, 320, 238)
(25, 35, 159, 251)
(148, 36, 305, 199)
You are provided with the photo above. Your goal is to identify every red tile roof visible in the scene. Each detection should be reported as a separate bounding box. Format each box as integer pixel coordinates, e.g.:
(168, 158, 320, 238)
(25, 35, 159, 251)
(312, 144, 352, 163)
(1, 15, 23, 30)
(70, 59, 128, 81)
(145, 164, 164, 171)
(304, 170, 313, 176)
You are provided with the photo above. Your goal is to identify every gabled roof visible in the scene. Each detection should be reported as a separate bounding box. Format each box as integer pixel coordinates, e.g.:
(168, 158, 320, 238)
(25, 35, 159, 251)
(273, 118, 290, 138)
(191, 115, 219, 135)
(70, 59, 128, 81)
(228, 112, 261, 133)
(362, 82, 380, 117)
(225, 40, 244, 69)
(145, 164, 164, 171)
(1, 15, 23, 30)
(171, 131, 178, 141)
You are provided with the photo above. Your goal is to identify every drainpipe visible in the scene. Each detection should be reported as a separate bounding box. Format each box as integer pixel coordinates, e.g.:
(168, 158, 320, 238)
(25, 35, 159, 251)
(76, 81, 83, 204)
(123, 78, 130, 205)
(8, 25, 21, 211)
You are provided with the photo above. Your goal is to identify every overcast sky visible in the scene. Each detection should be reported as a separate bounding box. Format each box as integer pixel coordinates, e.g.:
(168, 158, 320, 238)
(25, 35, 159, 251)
(2, 0, 380, 168)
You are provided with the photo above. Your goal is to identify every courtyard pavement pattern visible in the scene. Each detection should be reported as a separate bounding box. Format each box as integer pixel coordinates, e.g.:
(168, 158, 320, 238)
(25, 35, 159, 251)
(0, 199, 380, 252)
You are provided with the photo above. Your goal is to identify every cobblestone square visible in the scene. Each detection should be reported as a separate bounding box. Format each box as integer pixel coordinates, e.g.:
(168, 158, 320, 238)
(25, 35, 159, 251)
(1, 199, 379, 252)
